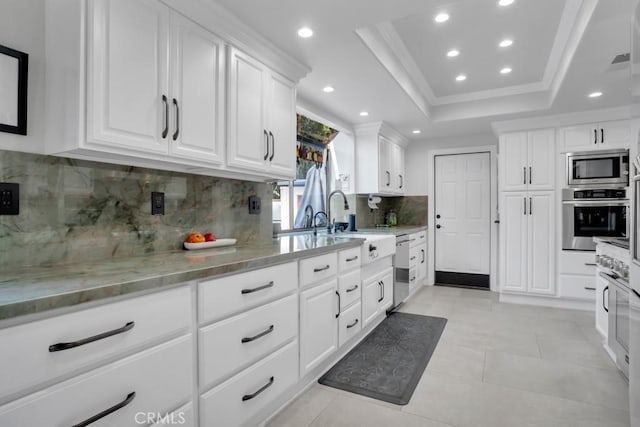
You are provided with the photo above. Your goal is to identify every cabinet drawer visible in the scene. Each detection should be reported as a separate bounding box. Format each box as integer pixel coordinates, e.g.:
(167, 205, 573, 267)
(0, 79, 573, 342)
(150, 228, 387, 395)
(299, 252, 337, 288)
(559, 251, 597, 275)
(339, 302, 362, 347)
(199, 262, 298, 324)
(338, 246, 362, 272)
(0, 286, 190, 402)
(0, 335, 193, 427)
(200, 340, 299, 427)
(199, 294, 298, 389)
(338, 269, 361, 310)
(410, 231, 426, 247)
(409, 245, 421, 268)
(558, 275, 597, 301)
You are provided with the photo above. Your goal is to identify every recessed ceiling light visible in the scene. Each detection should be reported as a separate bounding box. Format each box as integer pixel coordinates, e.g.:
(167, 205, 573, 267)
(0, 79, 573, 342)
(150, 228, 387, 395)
(499, 39, 513, 48)
(412, 130, 422, 134)
(500, 67, 512, 74)
(498, 0, 515, 6)
(434, 13, 450, 23)
(322, 86, 334, 93)
(359, 111, 369, 117)
(447, 49, 460, 58)
(456, 74, 467, 82)
(297, 27, 313, 38)
(589, 91, 603, 98)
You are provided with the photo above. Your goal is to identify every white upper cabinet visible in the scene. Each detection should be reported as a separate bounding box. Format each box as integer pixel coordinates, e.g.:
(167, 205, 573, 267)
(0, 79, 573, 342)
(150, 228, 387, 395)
(558, 120, 630, 152)
(356, 123, 407, 196)
(87, 0, 170, 154)
(227, 48, 297, 180)
(499, 129, 555, 192)
(169, 13, 225, 164)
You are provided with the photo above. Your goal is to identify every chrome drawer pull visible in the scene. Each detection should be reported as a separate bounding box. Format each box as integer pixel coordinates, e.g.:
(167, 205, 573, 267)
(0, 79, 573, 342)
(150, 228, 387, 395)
(346, 319, 359, 329)
(241, 281, 274, 294)
(584, 287, 596, 291)
(313, 265, 331, 272)
(49, 321, 135, 352)
(242, 377, 274, 401)
(71, 391, 135, 427)
(346, 285, 359, 293)
(584, 263, 597, 266)
(346, 256, 359, 262)
(241, 325, 274, 343)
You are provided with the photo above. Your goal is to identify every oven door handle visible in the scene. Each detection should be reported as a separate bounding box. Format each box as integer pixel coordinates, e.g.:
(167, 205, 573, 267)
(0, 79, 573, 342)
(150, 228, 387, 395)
(599, 271, 630, 289)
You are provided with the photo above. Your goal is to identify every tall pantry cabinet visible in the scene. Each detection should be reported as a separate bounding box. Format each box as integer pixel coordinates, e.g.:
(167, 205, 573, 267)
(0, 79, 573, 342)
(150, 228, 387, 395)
(498, 129, 556, 296)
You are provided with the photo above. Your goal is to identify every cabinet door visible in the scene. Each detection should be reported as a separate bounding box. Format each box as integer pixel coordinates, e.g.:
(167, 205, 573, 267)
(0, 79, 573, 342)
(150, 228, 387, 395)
(299, 280, 338, 376)
(378, 137, 394, 192)
(227, 49, 268, 172)
(378, 267, 394, 311)
(362, 276, 382, 327)
(394, 143, 405, 193)
(600, 120, 630, 149)
(87, 0, 170, 153)
(499, 192, 528, 292)
(559, 123, 597, 152)
(527, 192, 555, 295)
(169, 13, 224, 164)
(499, 132, 528, 191)
(417, 244, 427, 282)
(266, 72, 297, 178)
(527, 129, 555, 191)
(596, 273, 609, 337)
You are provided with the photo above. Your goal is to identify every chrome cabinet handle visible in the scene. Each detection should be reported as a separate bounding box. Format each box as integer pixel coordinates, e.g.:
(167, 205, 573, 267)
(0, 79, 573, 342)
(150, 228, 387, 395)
(269, 131, 275, 161)
(241, 281, 274, 294)
(346, 319, 359, 329)
(529, 197, 532, 215)
(529, 166, 532, 184)
(603, 286, 609, 313)
(584, 287, 596, 291)
(71, 392, 135, 427)
(336, 291, 341, 318)
(161, 95, 168, 138)
(346, 256, 359, 262)
(523, 167, 526, 185)
(594, 128, 598, 144)
(378, 281, 383, 303)
(313, 265, 331, 272)
(242, 377, 274, 401)
(601, 128, 604, 144)
(241, 325, 274, 343)
(172, 98, 179, 140)
(346, 284, 359, 293)
(523, 197, 526, 215)
(584, 263, 597, 266)
(263, 130, 269, 160)
(49, 321, 135, 352)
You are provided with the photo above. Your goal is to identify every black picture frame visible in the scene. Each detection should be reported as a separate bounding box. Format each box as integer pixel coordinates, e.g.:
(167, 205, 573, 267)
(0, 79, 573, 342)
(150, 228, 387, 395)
(0, 44, 28, 135)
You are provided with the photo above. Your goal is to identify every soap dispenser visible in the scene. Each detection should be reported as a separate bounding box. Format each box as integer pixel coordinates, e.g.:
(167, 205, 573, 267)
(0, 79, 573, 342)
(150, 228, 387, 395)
(387, 208, 397, 226)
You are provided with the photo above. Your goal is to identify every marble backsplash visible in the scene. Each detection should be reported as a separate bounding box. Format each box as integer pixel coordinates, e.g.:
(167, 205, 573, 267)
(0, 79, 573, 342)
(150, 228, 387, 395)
(0, 151, 272, 270)
(354, 195, 428, 228)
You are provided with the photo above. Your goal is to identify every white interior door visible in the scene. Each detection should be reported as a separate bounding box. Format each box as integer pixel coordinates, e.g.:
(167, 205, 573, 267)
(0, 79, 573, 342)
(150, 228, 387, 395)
(435, 153, 491, 276)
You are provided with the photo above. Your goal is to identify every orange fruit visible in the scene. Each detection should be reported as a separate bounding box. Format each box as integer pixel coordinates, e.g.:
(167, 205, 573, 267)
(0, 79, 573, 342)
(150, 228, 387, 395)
(187, 232, 205, 243)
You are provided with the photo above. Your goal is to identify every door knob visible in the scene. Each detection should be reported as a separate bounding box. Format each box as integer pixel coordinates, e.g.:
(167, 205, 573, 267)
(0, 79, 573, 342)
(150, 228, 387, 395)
(436, 224, 441, 229)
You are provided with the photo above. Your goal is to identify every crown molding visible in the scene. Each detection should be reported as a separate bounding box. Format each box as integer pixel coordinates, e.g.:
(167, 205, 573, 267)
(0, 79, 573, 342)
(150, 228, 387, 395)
(354, 121, 410, 147)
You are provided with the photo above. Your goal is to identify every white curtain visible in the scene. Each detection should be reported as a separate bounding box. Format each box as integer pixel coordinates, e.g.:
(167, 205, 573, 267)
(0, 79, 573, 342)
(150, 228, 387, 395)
(294, 164, 326, 228)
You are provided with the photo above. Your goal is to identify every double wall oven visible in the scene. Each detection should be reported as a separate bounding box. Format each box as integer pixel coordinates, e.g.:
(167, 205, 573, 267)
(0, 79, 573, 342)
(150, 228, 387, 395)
(563, 149, 630, 251)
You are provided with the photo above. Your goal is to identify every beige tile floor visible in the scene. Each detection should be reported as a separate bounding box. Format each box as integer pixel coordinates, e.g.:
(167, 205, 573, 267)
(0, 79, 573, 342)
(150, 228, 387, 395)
(267, 285, 630, 427)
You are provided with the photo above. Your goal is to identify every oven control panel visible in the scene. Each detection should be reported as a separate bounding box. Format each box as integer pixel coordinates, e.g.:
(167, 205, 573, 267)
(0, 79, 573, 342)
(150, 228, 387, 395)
(597, 254, 629, 279)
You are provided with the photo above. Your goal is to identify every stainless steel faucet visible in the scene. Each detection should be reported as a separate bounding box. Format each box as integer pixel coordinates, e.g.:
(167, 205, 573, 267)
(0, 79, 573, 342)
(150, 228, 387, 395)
(313, 211, 327, 236)
(327, 190, 350, 234)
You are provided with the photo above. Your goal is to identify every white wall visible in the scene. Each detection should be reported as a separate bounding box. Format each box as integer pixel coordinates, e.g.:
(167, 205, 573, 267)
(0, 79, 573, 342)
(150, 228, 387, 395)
(404, 132, 498, 195)
(0, 0, 45, 153)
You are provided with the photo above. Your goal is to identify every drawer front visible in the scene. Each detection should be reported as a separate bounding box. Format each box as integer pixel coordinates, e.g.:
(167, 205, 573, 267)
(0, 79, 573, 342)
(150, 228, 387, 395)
(338, 269, 361, 310)
(338, 247, 362, 272)
(199, 262, 298, 324)
(299, 252, 337, 288)
(0, 335, 193, 427)
(559, 251, 597, 275)
(199, 294, 298, 389)
(339, 302, 362, 347)
(408, 266, 419, 293)
(409, 245, 421, 268)
(0, 286, 191, 402)
(558, 275, 597, 301)
(410, 231, 427, 247)
(200, 340, 299, 427)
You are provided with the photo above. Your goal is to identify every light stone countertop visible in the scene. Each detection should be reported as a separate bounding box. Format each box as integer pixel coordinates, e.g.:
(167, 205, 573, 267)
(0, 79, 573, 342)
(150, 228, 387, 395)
(354, 225, 428, 236)
(0, 235, 364, 323)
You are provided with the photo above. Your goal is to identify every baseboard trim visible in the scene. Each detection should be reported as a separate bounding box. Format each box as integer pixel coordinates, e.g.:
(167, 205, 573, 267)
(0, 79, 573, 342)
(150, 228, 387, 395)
(499, 293, 594, 311)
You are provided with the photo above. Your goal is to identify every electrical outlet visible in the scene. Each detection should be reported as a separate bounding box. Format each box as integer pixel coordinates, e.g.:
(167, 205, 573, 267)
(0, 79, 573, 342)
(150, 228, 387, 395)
(0, 183, 19, 215)
(248, 195, 261, 214)
(151, 192, 164, 215)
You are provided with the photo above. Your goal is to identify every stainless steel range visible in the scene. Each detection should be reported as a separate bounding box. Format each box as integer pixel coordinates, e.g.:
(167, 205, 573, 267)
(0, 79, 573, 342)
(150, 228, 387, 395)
(562, 188, 629, 251)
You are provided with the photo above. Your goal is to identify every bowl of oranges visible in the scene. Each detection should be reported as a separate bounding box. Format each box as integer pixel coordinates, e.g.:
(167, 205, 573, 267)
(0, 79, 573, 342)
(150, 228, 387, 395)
(183, 232, 236, 250)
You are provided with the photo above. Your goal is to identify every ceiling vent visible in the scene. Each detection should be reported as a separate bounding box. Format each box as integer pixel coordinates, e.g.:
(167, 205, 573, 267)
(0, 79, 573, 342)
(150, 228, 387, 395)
(611, 53, 630, 64)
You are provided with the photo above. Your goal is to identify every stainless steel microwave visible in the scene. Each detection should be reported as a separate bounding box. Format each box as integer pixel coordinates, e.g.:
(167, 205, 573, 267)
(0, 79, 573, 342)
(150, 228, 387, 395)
(567, 149, 629, 187)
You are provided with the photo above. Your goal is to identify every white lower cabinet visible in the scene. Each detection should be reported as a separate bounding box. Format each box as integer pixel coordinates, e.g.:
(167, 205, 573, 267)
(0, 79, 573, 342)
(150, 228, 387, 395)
(557, 274, 596, 301)
(596, 273, 610, 338)
(199, 294, 298, 389)
(200, 340, 299, 427)
(362, 264, 394, 327)
(338, 269, 361, 310)
(339, 302, 362, 347)
(299, 279, 339, 376)
(0, 335, 193, 427)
